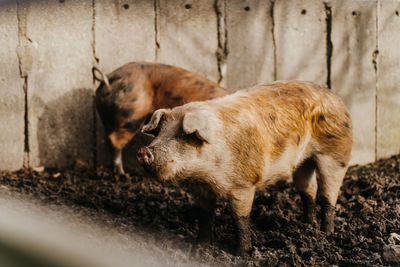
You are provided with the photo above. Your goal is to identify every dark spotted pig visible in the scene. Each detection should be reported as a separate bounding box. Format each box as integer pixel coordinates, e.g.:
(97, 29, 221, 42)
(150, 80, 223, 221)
(137, 81, 353, 255)
(93, 62, 229, 175)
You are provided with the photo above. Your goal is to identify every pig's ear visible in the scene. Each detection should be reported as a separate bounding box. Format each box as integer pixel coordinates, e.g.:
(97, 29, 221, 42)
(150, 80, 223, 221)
(182, 112, 211, 143)
(92, 66, 110, 88)
(141, 109, 169, 136)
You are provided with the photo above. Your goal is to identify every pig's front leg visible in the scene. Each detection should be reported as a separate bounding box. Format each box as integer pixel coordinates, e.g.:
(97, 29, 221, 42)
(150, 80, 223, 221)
(196, 204, 215, 244)
(230, 187, 255, 256)
(188, 182, 216, 245)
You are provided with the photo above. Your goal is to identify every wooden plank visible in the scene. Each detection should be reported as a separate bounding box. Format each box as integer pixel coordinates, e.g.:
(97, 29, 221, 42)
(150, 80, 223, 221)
(0, 2, 24, 170)
(274, 0, 327, 85)
(225, 0, 275, 91)
(157, 0, 219, 82)
(330, 0, 377, 165)
(95, 0, 155, 72)
(377, 1, 400, 159)
(26, 0, 94, 169)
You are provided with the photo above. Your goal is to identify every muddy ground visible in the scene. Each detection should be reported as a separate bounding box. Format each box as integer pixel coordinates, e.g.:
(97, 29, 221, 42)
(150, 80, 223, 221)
(0, 155, 399, 266)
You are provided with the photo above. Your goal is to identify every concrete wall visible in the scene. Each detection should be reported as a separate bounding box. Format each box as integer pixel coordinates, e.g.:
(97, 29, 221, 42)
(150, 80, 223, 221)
(0, 0, 399, 171)
(0, 2, 25, 170)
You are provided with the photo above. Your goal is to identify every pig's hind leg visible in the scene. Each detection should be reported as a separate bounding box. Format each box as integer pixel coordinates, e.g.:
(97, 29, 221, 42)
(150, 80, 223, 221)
(293, 157, 318, 226)
(109, 128, 139, 177)
(314, 154, 347, 234)
(109, 132, 130, 176)
(112, 147, 125, 175)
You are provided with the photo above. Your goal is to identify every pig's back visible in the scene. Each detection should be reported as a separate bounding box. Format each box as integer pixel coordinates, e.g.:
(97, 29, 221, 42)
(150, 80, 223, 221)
(213, 81, 351, 135)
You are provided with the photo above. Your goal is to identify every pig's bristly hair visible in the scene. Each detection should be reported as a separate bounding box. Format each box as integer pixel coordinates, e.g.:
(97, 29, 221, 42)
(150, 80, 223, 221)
(216, 81, 352, 166)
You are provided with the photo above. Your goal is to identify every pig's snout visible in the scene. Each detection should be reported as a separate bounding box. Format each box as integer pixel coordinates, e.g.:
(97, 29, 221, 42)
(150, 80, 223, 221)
(137, 146, 154, 166)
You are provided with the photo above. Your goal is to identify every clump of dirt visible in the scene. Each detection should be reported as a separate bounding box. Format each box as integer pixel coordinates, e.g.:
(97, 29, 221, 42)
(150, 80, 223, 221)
(0, 155, 399, 266)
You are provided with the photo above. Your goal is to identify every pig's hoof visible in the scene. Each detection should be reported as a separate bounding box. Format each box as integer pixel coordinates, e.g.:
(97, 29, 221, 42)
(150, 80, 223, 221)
(303, 213, 317, 227)
(321, 220, 334, 234)
(122, 172, 131, 180)
(234, 245, 251, 257)
(196, 226, 213, 246)
(113, 172, 130, 182)
(196, 234, 212, 246)
(321, 204, 335, 234)
(112, 167, 124, 176)
(234, 240, 252, 256)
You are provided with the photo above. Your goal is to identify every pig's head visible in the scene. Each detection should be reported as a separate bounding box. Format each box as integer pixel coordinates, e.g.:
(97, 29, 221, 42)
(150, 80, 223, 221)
(137, 106, 219, 183)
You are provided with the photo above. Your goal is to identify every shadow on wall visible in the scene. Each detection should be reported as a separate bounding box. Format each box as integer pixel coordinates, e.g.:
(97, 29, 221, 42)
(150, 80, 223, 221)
(95, 110, 154, 176)
(37, 88, 94, 170)
(37, 87, 156, 174)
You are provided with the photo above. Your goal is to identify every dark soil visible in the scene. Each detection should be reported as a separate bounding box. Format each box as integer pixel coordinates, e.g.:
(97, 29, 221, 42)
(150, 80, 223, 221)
(0, 155, 399, 266)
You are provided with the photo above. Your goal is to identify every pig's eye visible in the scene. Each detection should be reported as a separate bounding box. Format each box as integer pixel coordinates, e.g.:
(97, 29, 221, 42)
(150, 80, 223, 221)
(177, 132, 186, 139)
(146, 121, 162, 137)
(148, 125, 161, 137)
(177, 131, 203, 146)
